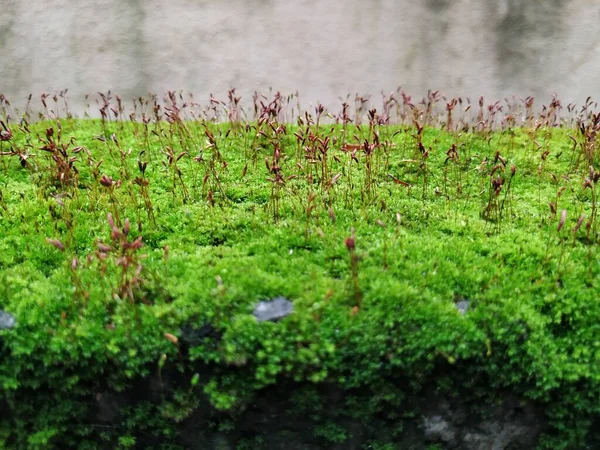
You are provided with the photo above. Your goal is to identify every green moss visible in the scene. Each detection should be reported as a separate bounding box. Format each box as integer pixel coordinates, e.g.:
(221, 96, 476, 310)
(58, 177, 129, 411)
(0, 117, 599, 448)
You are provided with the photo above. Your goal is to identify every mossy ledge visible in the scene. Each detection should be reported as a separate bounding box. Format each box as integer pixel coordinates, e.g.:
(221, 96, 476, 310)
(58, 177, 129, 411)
(1, 97, 600, 449)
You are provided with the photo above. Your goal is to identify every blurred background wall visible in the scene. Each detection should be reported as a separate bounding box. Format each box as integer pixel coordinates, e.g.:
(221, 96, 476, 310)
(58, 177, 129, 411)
(1, 0, 599, 113)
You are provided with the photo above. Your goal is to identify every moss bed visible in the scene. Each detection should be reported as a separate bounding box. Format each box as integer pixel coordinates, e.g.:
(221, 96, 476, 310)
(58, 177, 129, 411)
(1, 98, 600, 449)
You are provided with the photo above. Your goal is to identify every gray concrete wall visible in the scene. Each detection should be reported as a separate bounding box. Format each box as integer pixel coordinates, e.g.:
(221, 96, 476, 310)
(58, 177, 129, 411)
(1, 0, 600, 114)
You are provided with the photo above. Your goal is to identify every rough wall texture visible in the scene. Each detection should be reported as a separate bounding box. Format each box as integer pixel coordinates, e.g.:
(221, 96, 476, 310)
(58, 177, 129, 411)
(88, 365, 547, 449)
(1, 0, 600, 113)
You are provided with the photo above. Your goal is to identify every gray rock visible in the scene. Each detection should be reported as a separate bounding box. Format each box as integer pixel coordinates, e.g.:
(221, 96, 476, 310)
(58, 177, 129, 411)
(253, 297, 293, 322)
(180, 323, 221, 346)
(0, 310, 15, 330)
(421, 391, 546, 450)
(455, 300, 470, 315)
(212, 433, 234, 450)
(423, 414, 457, 443)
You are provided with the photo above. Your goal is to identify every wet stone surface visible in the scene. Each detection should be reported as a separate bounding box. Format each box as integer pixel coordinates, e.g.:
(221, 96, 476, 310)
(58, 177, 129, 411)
(0, 311, 15, 330)
(455, 300, 470, 316)
(253, 296, 294, 322)
(180, 323, 221, 344)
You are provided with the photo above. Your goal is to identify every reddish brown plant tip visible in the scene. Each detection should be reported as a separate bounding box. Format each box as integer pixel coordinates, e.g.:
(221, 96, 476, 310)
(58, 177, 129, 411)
(120, 236, 144, 252)
(345, 229, 356, 251)
(583, 178, 593, 190)
(99, 174, 115, 188)
(328, 207, 336, 223)
(110, 228, 123, 241)
(97, 242, 113, 253)
(138, 160, 147, 175)
(557, 209, 567, 232)
(164, 333, 179, 345)
(0, 129, 12, 142)
(573, 214, 585, 235)
(345, 237, 355, 251)
(46, 238, 65, 252)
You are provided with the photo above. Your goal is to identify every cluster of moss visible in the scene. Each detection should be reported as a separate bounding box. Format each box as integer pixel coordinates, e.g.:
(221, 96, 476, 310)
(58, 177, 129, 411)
(0, 114, 599, 449)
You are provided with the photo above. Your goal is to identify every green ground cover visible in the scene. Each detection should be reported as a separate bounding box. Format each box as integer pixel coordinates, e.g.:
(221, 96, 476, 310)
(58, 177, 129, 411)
(1, 106, 600, 448)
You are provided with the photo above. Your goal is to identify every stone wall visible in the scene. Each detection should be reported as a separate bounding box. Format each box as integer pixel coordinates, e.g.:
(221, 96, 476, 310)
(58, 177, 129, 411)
(1, 0, 600, 113)
(88, 366, 547, 449)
